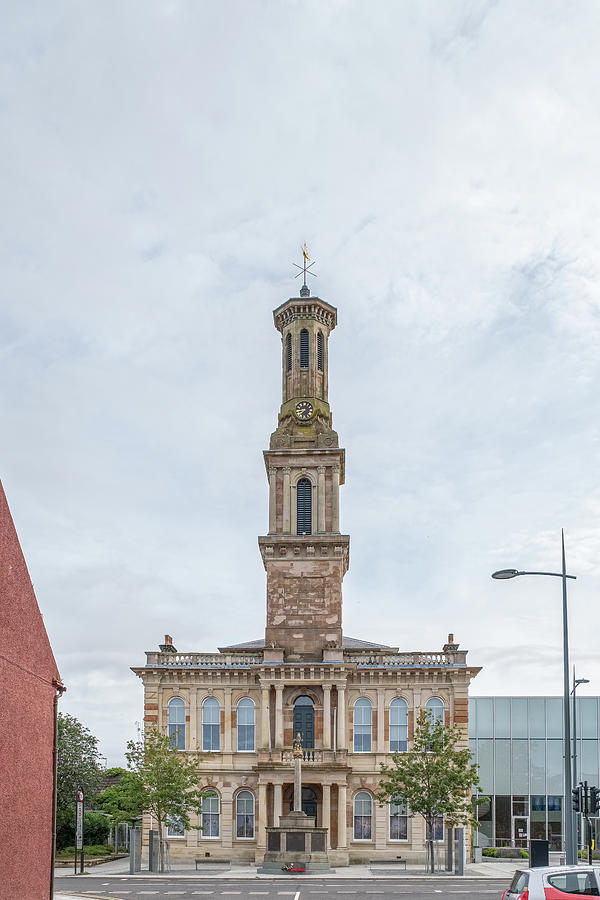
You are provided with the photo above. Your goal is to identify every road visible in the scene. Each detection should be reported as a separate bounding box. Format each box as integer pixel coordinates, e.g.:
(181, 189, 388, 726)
(55, 876, 507, 899)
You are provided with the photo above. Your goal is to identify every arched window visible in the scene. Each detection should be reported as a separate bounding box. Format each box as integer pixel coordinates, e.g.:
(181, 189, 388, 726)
(353, 698, 372, 752)
(317, 331, 324, 371)
(167, 697, 185, 750)
(293, 695, 315, 748)
(237, 698, 255, 751)
(201, 792, 219, 838)
(236, 790, 255, 839)
(300, 329, 309, 368)
(390, 698, 408, 753)
(426, 697, 444, 724)
(296, 478, 312, 535)
(202, 697, 220, 751)
(390, 798, 408, 840)
(286, 333, 292, 372)
(353, 791, 372, 840)
(167, 817, 184, 837)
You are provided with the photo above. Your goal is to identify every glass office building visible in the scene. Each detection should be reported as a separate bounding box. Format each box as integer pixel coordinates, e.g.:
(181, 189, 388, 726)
(469, 697, 600, 850)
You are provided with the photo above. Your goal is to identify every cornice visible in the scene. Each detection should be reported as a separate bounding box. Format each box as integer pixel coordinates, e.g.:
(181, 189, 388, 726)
(272, 297, 337, 333)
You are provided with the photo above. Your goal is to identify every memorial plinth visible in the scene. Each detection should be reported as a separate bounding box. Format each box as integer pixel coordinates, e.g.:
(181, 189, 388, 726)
(259, 810, 331, 873)
(257, 733, 332, 874)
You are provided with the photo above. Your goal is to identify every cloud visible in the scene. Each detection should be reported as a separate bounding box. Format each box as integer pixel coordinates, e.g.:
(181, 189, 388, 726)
(1, 1, 599, 762)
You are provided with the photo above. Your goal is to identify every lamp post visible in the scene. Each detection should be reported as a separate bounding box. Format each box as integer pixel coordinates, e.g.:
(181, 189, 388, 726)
(571, 672, 590, 860)
(492, 530, 577, 864)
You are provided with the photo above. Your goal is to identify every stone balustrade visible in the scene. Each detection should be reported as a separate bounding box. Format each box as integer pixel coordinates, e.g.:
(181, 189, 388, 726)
(145, 651, 263, 668)
(282, 748, 323, 764)
(347, 650, 467, 667)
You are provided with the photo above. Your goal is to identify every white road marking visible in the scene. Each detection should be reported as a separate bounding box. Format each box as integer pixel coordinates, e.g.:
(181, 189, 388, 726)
(249, 894, 269, 896)
(192, 893, 215, 896)
(294, 893, 301, 900)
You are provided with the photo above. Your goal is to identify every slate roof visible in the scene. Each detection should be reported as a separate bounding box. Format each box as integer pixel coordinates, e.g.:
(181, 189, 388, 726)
(218, 635, 394, 652)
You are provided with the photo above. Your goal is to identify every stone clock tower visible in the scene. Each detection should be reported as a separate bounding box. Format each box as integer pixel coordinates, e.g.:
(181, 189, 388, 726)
(258, 284, 349, 659)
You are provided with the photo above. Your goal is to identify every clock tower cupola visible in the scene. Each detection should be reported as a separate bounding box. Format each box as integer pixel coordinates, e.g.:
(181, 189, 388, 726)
(258, 271, 349, 659)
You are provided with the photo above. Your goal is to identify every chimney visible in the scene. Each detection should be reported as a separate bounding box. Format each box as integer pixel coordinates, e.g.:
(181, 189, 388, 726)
(159, 634, 177, 653)
(443, 632, 459, 652)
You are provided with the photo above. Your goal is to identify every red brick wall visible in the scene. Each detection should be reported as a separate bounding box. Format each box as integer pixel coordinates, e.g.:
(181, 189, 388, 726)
(0, 481, 60, 900)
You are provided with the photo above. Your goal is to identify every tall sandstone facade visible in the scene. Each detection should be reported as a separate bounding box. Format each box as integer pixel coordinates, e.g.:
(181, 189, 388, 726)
(133, 288, 480, 865)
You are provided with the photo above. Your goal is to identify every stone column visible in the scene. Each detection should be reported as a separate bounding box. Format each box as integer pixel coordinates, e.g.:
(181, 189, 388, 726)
(261, 686, 270, 749)
(268, 467, 277, 534)
(293, 755, 302, 812)
(317, 466, 326, 533)
(377, 689, 385, 753)
(275, 684, 284, 749)
(283, 467, 291, 533)
(224, 687, 232, 752)
(337, 783, 347, 849)
(332, 465, 340, 533)
(323, 684, 332, 749)
(273, 782, 283, 826)
(322, 783, 331, 848)
(189, 688, 197, 751)
(257, 782, 267, 851)
(337, 686, 346, 751)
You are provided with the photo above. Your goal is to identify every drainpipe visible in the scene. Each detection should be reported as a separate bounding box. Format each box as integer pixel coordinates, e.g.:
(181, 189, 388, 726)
(50, 678, 66, 899)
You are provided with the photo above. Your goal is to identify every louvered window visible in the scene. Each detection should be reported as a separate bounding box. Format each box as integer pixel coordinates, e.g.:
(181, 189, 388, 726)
(286, 333, 292, 372)
(300, 329, 309, 368)
(317, 332, 324, 371)
(296, 478, 312, 534)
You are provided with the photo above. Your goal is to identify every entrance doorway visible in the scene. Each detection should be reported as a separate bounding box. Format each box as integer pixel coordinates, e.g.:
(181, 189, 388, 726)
(293, 695, 315, 748)
(512, 816, 529, 848)
(289, 786, 318, 822)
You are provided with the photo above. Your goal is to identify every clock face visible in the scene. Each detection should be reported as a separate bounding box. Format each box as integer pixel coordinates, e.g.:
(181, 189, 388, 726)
(295, 400, 314, 421)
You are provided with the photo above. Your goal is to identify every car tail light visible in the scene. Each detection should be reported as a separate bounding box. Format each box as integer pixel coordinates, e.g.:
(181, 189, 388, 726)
(518, 891, 528, 900)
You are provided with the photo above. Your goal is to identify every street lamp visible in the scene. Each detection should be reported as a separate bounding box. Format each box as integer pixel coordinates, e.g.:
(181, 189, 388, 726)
(491, 530, 577, 864)
(571, 673, 590, 859)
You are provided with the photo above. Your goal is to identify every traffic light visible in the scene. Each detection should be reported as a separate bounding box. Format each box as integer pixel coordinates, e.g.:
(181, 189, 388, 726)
(590, 786, 600, 816)
(572, 784, 583, 812)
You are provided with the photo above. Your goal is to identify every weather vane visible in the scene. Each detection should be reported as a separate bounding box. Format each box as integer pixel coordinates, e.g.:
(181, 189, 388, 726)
(292, 243, 317, 297)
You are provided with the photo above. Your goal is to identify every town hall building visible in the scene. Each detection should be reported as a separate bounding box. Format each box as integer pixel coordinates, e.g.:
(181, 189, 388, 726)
(133, 282, 481, 865)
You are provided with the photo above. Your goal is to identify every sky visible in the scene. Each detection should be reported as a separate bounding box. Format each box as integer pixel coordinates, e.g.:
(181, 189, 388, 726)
(2, 0, 600, 766)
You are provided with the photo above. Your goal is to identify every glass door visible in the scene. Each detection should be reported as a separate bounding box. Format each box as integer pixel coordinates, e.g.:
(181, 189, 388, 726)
(512, 816, 529, 848)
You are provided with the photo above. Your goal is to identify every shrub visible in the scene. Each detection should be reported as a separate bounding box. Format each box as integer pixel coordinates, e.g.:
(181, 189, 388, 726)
(83, 811, 110, 846)
(55, 810, 110, 850)
(56, 844, 113, 859)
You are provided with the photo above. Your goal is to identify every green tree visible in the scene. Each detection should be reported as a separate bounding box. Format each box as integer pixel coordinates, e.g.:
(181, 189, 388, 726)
(122, 728, 206, 872)
(56, 713, 104, 849)
(96, 768, 145, 826)
(376, 708, 482, 873)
